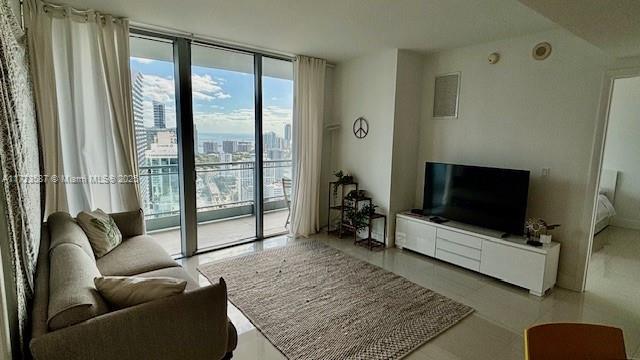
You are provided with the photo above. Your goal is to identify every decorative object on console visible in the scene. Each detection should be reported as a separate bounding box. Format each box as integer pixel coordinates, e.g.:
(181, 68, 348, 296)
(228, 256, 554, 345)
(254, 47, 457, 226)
(525, 218, 560, 246)
(488, 52, 500, 64)
(532, 42, 552, 60)
(433, 72, 461, 119)
(352, 116, 369, 139)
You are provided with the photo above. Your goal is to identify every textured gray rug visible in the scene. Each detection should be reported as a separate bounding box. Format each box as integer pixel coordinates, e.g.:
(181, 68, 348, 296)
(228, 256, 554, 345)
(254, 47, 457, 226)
(198, 241, 473, 359)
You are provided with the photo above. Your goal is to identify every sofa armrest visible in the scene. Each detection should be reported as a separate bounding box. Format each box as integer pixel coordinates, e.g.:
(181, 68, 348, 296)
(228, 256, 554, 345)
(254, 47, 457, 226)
(30, 279, 230, 360)
(110, 208, 146, 237)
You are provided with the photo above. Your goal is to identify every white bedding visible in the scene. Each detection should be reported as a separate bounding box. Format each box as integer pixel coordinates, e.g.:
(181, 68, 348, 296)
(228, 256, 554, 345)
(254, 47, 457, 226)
(596, 194, 616, 224)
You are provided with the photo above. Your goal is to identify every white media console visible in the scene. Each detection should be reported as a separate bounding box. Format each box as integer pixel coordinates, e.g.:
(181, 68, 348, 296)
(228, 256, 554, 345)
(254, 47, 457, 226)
(395, 212, 560, 296)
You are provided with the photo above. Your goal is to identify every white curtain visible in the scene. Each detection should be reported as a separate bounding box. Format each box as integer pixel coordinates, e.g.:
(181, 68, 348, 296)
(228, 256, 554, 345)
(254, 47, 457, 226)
(290, 56, 326, 237)
(25, 0, 140, 217)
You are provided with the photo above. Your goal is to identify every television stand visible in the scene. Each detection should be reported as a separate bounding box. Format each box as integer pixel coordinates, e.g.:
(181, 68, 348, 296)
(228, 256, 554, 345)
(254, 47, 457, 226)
(395, 211, 560, 296)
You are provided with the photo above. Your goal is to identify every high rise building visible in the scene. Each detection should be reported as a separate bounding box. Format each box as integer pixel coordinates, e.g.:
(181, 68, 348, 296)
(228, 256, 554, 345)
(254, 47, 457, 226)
(153, 101, 166, 129)
(263, 131, 279, 150)
(194, 124, 199, 154)
(132, 73, 149, 208)
(284, 124, 291, 144)
(203, 141, 220, 154)
(222, 140, 238, 154)
(132, 73, 147, 165)
(237, 141, 253, 153)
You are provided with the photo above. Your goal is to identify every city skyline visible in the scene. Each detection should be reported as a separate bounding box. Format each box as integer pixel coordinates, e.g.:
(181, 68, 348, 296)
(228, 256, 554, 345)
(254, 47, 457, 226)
(130, 57, 293, 137)
(130, 55, 293, 219)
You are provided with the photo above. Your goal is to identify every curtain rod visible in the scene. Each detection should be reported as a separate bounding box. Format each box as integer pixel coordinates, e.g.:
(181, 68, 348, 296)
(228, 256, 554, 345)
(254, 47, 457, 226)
(130, 21, 336, 68)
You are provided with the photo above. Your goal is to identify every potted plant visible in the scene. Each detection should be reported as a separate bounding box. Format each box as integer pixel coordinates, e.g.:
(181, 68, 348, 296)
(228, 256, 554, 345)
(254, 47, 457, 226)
(345, 203, 377, 235)
(332, 170, 354, 201)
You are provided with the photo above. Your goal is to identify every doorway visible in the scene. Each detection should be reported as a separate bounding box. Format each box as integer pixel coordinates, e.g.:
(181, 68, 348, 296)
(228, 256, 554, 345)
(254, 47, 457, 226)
(585, 72, 640, 311)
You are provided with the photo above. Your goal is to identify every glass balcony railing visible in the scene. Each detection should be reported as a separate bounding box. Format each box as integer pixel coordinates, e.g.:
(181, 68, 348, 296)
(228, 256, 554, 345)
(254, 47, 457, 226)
(139, 159, 292, 231)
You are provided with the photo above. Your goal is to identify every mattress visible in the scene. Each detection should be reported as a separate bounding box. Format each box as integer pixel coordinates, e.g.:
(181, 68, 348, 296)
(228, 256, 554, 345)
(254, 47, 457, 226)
(594, 194, 616, 234)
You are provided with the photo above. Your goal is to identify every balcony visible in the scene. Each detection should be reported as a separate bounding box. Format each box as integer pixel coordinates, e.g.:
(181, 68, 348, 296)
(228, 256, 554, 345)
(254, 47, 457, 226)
(139, 159, 291, 255)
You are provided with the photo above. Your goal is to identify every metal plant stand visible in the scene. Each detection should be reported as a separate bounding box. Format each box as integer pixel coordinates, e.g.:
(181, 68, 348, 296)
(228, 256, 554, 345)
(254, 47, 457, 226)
(327, 181, 358, 235)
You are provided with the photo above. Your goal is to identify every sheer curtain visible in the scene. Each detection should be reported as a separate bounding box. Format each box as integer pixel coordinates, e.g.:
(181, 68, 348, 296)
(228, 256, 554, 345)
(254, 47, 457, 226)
(290, 56, 326, 237)
(25, 0, 140, 217)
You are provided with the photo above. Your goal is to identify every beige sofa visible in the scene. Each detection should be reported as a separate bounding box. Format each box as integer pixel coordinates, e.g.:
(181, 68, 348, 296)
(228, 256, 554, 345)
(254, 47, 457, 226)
(29, 209, 237, 360)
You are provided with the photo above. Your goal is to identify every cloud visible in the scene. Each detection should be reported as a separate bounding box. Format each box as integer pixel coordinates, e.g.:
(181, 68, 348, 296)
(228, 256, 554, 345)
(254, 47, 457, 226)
(140, 75, 175, 103)
(191, 74, 231, 101)
(132, 57, 155, 64)
(139, 73, 231, 105)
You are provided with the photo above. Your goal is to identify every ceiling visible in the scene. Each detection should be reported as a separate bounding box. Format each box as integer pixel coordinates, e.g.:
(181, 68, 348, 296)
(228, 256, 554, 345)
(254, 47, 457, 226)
(59, 0, 556, 62)
(519, 0, 640, 58)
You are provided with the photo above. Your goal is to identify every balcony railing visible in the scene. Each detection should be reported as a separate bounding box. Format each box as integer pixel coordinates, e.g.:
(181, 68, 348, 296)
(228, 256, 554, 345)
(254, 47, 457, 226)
(139, 159, 292, 231)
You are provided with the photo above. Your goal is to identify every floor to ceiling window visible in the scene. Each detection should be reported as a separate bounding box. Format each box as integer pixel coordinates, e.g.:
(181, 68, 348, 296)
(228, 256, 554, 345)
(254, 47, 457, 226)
(191, 44, 257, 250)
(129, 35, 182, 255)
(129, 31, 293, 256)
(262, 57, 293, 236)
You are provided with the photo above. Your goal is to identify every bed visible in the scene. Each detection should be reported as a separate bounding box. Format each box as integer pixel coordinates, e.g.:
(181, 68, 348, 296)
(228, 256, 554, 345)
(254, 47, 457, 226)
(594, 169, 618, 235)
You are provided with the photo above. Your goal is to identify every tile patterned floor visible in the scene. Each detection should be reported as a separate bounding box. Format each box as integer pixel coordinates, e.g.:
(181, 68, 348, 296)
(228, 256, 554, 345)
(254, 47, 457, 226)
(179, 227, 640, 359)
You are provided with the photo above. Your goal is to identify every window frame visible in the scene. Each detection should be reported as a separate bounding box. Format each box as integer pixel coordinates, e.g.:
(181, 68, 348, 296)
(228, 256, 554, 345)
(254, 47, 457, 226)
(130, 27, 294, 257)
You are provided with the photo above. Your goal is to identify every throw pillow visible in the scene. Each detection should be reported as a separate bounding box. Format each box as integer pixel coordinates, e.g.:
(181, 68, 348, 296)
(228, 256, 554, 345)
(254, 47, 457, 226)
(94, 276, 187, 308)
(76, 208, 122, 257)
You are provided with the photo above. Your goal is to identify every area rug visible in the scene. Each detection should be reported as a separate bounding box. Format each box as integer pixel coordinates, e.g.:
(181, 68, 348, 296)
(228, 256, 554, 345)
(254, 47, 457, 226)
(198, 241, 473, 359)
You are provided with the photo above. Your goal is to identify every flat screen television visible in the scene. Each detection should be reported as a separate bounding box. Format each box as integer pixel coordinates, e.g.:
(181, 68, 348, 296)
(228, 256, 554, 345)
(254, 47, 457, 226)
(423, 162, 530, 235)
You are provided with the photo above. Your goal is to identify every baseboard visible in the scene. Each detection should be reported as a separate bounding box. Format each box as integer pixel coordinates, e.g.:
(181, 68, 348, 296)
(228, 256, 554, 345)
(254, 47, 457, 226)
(611, 217, 640, 230)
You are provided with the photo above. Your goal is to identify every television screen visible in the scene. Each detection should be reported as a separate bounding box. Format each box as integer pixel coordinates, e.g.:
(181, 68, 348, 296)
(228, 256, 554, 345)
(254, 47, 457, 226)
(423, 162, 530, 235)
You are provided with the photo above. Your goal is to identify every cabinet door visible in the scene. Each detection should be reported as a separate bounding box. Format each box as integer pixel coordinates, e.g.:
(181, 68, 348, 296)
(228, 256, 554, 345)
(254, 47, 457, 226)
(396, 217, 436, 257)
(395, 217, 409, 248)
(480, 240, 545, 291)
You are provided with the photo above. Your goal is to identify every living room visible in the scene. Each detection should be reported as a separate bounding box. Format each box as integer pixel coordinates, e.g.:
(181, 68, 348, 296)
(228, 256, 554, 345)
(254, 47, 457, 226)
(1, 0, 640, 359)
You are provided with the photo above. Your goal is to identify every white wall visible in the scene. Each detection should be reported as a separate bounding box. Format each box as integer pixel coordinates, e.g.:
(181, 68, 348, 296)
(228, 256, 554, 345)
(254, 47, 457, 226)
(602, 76, 640, 230)
(416, 29, 612, 290)
(332, 49, 398, 235)
(319, 67, 336, 228)
(388, 50, 424, 246)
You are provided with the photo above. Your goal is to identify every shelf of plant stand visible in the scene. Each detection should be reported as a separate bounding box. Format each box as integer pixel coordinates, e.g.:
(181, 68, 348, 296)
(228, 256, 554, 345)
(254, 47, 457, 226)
(340, 222, 357, 230)
(355, 237, 385, 249)
(329, 181, 358, 186)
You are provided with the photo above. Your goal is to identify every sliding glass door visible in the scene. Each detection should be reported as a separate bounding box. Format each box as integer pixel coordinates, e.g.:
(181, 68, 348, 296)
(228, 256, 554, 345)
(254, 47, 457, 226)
(191, 44, 257, 250)
(129, 31, 292, 256)
(129, 35, 183, 256)
(262, 57, 294, 236)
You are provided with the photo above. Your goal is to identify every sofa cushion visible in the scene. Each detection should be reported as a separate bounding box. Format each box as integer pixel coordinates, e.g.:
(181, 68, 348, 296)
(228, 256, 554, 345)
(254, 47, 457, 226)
(134, 266, 200, 291)
(47, 212, 95, 260)
(47, 244, 109, 330)
(96, 235, 177, 276)
(77, 209, 123, 258)
(94, 276, 187, 308)
(110, 208, 146, 238)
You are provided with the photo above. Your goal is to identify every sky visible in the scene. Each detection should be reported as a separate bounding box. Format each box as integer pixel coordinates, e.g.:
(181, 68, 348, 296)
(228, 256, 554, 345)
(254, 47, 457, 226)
(130, 56, 293, 137)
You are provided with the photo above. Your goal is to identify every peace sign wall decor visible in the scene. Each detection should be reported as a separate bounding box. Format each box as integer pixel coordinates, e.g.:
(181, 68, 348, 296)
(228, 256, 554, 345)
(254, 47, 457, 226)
(353, 117, 369, 139)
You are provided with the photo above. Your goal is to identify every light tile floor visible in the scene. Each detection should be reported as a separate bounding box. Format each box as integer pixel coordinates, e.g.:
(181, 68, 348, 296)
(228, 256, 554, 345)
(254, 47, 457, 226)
(180, 229, 640, 359)
(151, 209, 289, 255)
